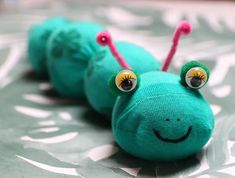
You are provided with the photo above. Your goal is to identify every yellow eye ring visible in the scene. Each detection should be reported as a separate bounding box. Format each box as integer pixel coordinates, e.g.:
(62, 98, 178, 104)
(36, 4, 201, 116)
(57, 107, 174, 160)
(115, 69, 138, 92)
(185, 67, 208, 89)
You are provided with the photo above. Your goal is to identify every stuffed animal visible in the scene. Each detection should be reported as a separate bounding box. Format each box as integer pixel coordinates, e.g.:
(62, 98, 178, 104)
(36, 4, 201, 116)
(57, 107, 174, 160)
(27, 19, 214, 161)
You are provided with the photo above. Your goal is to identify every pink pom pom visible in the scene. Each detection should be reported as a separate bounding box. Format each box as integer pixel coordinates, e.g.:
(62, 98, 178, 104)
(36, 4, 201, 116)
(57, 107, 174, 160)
(96, 31, 111, 46)
(178, 21, 192, 35)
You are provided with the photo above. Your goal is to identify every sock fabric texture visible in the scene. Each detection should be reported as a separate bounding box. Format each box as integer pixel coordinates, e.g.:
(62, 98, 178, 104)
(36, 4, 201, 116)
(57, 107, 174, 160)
(112, 71, 214, 161)
(47, 22, 105, 99)
(84, 42, 161, 118)
(27, 17, 71, 76)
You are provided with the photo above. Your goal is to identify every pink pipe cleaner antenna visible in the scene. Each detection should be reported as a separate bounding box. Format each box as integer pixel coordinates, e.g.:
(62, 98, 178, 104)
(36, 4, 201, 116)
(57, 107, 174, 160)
(161, 21, 192, 71)
(96, 31, 131, 69)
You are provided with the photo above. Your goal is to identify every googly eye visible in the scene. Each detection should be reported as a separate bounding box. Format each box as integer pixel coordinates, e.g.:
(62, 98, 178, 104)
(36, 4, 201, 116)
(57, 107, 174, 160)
(180, 61, 210, 90)
(115, 69, 138, 92)
(185, 67, 208, 89)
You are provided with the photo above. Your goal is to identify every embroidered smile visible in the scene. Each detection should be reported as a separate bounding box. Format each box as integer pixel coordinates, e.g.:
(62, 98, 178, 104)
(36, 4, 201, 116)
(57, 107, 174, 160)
(153, 126, 192, 143)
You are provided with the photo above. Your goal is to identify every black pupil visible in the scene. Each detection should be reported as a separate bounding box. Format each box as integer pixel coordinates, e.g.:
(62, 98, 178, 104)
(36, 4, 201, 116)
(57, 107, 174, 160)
(190, 76, 202, 87)
(121, 79, 133, 91)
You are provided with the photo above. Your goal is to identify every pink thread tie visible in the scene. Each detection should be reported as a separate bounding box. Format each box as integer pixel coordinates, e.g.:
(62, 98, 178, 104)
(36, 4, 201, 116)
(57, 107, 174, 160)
(161, 21, 192, 71)
(96, 31, 131, 69)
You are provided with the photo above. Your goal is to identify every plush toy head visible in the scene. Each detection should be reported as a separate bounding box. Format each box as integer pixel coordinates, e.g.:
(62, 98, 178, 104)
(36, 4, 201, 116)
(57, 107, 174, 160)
(46, 22, 105, 99)
(112, 63, 214, 161)
(110, 21, 214, 161)
(84, 32, 160, 117)
(27, 17, 70, 76)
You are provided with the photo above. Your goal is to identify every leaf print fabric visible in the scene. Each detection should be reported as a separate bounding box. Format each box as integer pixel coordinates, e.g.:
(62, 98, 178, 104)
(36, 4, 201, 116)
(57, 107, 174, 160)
(0, 0, 235, 177)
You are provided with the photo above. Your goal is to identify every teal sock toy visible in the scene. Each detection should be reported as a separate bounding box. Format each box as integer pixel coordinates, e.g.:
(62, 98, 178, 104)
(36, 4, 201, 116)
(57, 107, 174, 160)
(27, 19, 214, 161)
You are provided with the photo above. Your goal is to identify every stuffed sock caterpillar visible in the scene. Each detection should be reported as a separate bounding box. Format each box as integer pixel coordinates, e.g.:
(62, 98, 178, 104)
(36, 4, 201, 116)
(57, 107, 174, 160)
(27, 19, 214, 161)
